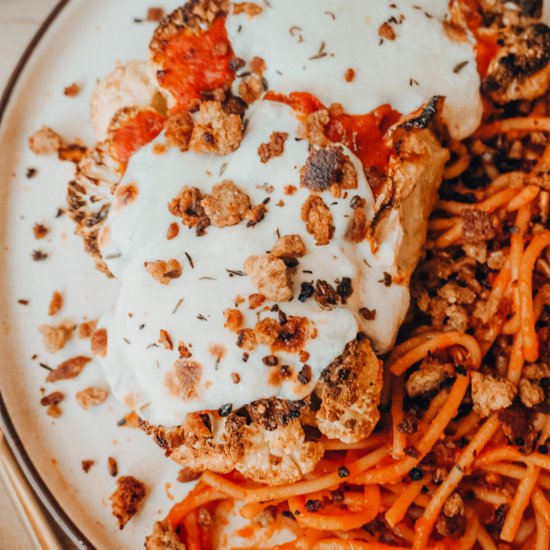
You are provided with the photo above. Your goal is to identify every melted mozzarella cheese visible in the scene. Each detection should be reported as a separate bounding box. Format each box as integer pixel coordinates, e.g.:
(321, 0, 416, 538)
(227, 0, 482, 139)
(99, 101, 408, 426)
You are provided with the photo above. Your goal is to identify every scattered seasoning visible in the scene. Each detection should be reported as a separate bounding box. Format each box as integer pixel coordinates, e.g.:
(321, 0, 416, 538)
(283, 257, 299, 268)
(289, 26, 303, 42)
(18, 299, 29, 305)
(262, 355, 279, 367)
(40, 391, 64, 407)
(378, 22, 396, 41)
(231, 372, 241, 384)
(336, 277, 353, 303)
(381, 272, 393, 287)
(226, 269, 245, 277)
(305, 500, 321, 512)
(344, 68, 355, 82)
(298, 282, 315, 302)
(309, 41, 328, 60)
(166, 222, 179, 240)
(32, 223, 48, 239)
(404, 446, 420, 458)
(159, 329, 173, 351)
(409, 78, 420, 86)
(63, 83, 81, 97)
(409, 467, 423, 481)
(219, 162, 228, 176)
(338, 466, 350, 478)
(324, 10, 336, 19)
(26, 168, 37, 178)
(55, 208, 65, 218)
(48, 291, 63, 316)
(123, 337, 131, 345)
(104, 253, 122, 260)
(297, 364, 312, 385)
(32, 250, 48, 261)
(81, 460, 95, 473)
(107, 456, 118, 477)
(359, 307, 377, 320)
(39, 362, 53, 372)
(197, 314, 208, 321)
(199, 276, 216, 281)
(218, 403, 233, 417)
(255, 183, 275, 194)
(172, 298, 184, 314)
(453, 61, 469, 74)
(242, 352, 249, 362)
(146, 7, 165, 21)
(455, 364, 467, 376)
(185, 252, 194, 269)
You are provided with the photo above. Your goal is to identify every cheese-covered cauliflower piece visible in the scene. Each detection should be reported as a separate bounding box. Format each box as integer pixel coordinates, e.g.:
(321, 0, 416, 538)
(91, 61, 162, 140)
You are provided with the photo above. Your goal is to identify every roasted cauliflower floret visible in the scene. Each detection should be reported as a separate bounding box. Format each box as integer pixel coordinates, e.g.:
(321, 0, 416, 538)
(67, 141, 123, 274)
(315, 337, 382, 444)
(141, 402, 323, 486)
(483, 21, 550, 103)
(91, 60, 163, 141)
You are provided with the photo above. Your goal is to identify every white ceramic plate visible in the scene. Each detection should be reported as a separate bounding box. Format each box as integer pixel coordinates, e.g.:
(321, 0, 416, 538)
(0, 2, 189, 548)
(3, 2, 550, 549)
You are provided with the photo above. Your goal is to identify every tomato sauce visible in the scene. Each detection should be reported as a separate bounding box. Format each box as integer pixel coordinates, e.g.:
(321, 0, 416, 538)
(454, 0, 499, 77)
(110, 110, 165, 165)
(157, 16, 236, 112)
(265, 91, 401, 198)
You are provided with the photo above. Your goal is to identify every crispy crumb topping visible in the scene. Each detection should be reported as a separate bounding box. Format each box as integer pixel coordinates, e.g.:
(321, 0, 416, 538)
(244, 255, 293, 301)
(39, 322, 74, 353)
(145, 259, 183, 284)
(110, 476, 146, 530)
(201, 180, 250, 227)
(301, 195, 334, 245)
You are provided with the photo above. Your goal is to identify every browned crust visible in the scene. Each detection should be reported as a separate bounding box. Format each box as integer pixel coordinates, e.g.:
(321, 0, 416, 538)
(315, 336, 382, 443)
(139, 336, 381, 485)
(110, 476, 146, 530)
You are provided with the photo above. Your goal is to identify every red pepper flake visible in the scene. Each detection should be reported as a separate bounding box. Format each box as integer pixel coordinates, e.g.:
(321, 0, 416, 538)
(284, 185, 297, 196)
(63, 83, 81, 97)
(231, 372, 241, 384)
(81, 460, 95, 473)
(33, 223, 48, 239)
(159, 329, 173, 350)
(107, 456, 118, 477)
(48, 291, 63, 316)
(344, 68, 356, 82)
(146, 7, 165, 21)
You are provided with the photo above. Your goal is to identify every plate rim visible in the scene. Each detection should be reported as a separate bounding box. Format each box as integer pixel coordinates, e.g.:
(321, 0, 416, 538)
(0, 1, 94, 548)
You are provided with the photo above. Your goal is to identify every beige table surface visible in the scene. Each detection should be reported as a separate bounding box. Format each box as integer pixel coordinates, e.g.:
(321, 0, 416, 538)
(0, 2, 63, 548)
